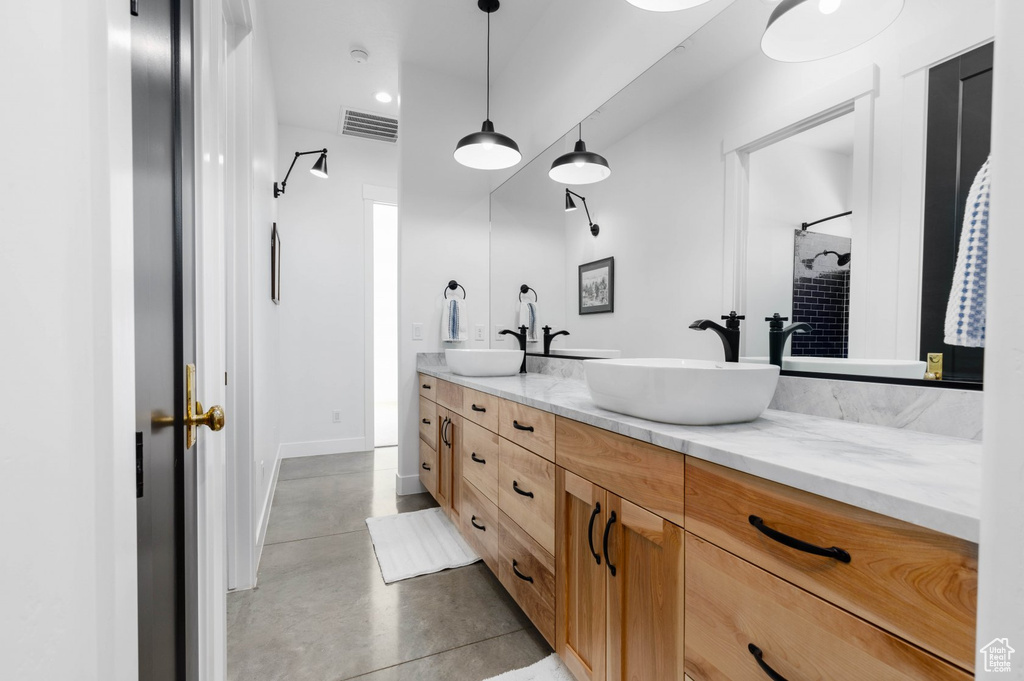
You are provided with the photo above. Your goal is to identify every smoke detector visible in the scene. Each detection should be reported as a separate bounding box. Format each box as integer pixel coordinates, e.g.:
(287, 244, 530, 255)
(350, 49, 369, 64)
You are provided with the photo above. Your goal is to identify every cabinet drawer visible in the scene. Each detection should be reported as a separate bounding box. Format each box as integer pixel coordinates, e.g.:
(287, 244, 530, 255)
(684, 457, 977, 671)
(418, 373, 436, 400)
(499, 401, 555, 462)
(460, 479, 499, 574)
(556, 418, 685, 527)
(462, 387, 500, 433)
(499, 438, 555, 555)
(499, 511, 555, 647)
(418, 396, 437, 449)
(462, 420, 499, 505)
(437, 379, 463, 413)
(684, 533, 971, 681)
(419, 440, 437, 499)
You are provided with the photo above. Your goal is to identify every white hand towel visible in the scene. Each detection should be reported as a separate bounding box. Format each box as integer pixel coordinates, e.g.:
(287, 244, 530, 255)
(518, 302, 539, 343)
(441, 298, 467, 342)
(944, 156, 989, 348)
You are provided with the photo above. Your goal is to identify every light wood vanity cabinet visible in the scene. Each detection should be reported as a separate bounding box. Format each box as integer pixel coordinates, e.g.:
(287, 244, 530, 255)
(418, 374, 977, 681)
(416, 374, 461, 521)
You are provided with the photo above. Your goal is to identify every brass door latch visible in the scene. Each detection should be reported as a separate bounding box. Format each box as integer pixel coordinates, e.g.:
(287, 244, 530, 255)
(184, 364, 224, 448)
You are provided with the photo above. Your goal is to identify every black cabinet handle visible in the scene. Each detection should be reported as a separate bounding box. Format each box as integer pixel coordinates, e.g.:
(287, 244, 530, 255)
(422, 418, 431, 425)
(512, 480, 534, 498)
(748, 515, 851, 563)
(471, 404, 487, 413)
(441, 418, 451, 447)
(512, 559, 534, 583)
(748, 644, 789, 681)
(587, 502, 602, 565)
(512, 420, 534, 432)
(422, 462, 431, 471)
(471, 452, 486, 465)
(422, 384, 431, 389)
(471, 515, 486, 531)
(603, 510, 617, 577)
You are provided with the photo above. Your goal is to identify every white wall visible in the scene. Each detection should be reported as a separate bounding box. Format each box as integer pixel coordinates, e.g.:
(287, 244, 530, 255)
(0, 0, 138, 678)
(397, 62, 492, 494)
(977, 0, 1024, 673)
(277, 125, 398, 458)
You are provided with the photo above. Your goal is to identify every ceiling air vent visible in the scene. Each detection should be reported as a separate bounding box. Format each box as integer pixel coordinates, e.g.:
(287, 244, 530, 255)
(340, 108, 398, 143)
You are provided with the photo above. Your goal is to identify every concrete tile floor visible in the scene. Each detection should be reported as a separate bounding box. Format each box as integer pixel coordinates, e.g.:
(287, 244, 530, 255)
(227, 448, 551, 681)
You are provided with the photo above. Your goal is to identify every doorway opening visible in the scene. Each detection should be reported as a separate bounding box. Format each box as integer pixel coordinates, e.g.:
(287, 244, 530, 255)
(372, 202, 399, 447)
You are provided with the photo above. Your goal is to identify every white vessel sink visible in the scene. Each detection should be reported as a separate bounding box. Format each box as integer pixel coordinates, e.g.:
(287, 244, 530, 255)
(445, 349, 524, 377)
(742, 356, 927, 380)
(584, 358, 780, 426)
(549, 348, 622, 359)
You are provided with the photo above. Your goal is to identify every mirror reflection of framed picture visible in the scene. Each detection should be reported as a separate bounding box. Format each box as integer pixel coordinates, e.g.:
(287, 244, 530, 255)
(271, 223, 281, 305)
(579, 256, 614, 314)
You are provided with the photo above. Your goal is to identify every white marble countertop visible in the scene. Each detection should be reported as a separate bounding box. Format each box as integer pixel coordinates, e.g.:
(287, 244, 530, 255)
(417, 363, 982, 543)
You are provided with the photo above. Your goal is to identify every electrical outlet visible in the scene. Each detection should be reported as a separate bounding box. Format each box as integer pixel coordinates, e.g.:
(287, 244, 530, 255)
(474, 324, 486, 341)
(412, 322, 424, 341)
(494, 325, 506, 342)
(332, 410, 341, 423)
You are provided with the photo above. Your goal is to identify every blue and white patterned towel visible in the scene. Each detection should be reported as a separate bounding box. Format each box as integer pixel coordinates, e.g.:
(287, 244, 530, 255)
(944, 156, 990, 348)
(519, 302, 539, 343)
(441, 298, 467, 342)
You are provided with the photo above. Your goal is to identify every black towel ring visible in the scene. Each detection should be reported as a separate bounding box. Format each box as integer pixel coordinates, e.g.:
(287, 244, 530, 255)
(519, 285, 538, 302)
(444, 280, 466, 300)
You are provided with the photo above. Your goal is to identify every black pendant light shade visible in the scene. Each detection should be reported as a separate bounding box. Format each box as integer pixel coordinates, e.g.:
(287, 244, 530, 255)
(549, 124, 611, 185)
(761, 0, 905, 62)
(310, 151, 329, 178)
(454, 0, 521, 171)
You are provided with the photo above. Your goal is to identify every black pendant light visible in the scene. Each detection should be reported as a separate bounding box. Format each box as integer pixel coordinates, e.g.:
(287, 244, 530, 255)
(549, 123, 611, 185)
(454, 0, 521, 170)
(761, 0, 905, 63)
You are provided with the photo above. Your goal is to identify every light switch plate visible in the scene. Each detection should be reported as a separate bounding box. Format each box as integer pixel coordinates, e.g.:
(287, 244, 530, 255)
(474, 325, 486, 341)
(331, 410, 341, 423)
(494, 325, 505, 342)
(412, 323, 424, 341)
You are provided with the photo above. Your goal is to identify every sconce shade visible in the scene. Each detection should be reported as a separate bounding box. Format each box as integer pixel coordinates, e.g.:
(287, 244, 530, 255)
(455, 120, 522, 170)
(624, 0, 714, 10)
(549, 139, 611, 185)
(761, 0, 904, 62)
(565, 190, 578, 212)
(310, 151, 328, 178)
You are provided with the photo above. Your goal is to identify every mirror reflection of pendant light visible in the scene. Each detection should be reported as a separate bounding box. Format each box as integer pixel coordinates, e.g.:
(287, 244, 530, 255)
(454, 0, 521, 170)
(549, 123, 611, 185)
(761, 0, 905, 63)
(624, 0, 715, 10)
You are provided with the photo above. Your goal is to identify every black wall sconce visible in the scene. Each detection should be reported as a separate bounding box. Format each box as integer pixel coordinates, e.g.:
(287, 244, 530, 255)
(564, 188, 600, 236)
(274, 148, 328, 198)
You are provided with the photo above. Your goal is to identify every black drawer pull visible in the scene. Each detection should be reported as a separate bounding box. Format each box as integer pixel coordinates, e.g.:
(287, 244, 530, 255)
(512, 420, 534, 432)
(471, 452, 486, 465)
(603, 510, 617, 576)
(588, 502, 602, 565)
(512, 480, 534, 498)
(748, 644, 789, 681)
(421, 462, 431, 471)
(422, 384, 431, 389)
(422, 418, 431, 425)
(471, 515, 486, 531)
(512, 559, 534, 583)
(471, 404, 487, 413)
(748, 515, 851, 563)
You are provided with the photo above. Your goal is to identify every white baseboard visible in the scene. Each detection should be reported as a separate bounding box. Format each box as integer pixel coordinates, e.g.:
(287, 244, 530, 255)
(279, 436, 368, 459)
(253, 447, 282, 585)
(396, 471, 427, 496)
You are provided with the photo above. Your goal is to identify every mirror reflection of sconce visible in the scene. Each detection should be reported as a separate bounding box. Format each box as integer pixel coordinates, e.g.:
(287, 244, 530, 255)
(274, 148, 328, 198)
(564, 188, 600, 237)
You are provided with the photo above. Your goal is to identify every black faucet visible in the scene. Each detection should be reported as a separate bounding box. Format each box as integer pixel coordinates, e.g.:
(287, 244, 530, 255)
(542, 326, 570, 356)
(765, 313, 813, 368)
(689, 311, 744, 362)
(499, 325, 529, 374)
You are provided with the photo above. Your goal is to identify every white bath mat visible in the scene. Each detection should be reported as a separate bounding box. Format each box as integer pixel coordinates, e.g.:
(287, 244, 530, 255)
(482, 654, 574, 681)
(365, 507, 479, 584)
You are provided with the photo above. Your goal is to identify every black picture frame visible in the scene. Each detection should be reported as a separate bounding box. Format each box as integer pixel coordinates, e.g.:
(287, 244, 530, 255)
(271, 223, 281, 305)
(578, 257, 614, 314)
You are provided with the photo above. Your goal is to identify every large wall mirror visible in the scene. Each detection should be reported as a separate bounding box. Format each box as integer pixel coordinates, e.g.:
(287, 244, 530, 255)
(488, 0, 993, 387)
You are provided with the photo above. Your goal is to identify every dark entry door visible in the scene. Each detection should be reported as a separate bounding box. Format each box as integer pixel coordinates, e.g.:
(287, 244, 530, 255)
(919, 42, 993, 383)
(132, 0, 195, 678)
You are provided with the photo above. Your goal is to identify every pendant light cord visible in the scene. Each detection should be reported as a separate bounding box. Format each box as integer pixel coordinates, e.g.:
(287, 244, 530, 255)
(486, 9, 491, 120)
(578, 122, 582, 142)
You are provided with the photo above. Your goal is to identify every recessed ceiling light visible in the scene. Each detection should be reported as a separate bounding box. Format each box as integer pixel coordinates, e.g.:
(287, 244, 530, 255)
(375, 91, 393, 104)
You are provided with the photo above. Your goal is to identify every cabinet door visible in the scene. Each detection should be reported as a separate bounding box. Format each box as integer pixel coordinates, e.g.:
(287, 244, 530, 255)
(435, 404, 451, 511)
(605, 494, 685, 681)
(556, 468, 607, 681)
(449, 413, 462, 521)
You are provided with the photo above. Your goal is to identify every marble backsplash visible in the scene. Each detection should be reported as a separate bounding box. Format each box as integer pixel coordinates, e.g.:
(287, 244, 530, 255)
(418, 353, 982, 440)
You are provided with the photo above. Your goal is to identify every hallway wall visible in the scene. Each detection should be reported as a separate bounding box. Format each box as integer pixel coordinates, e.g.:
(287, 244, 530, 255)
(276, 125, 398, 458)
